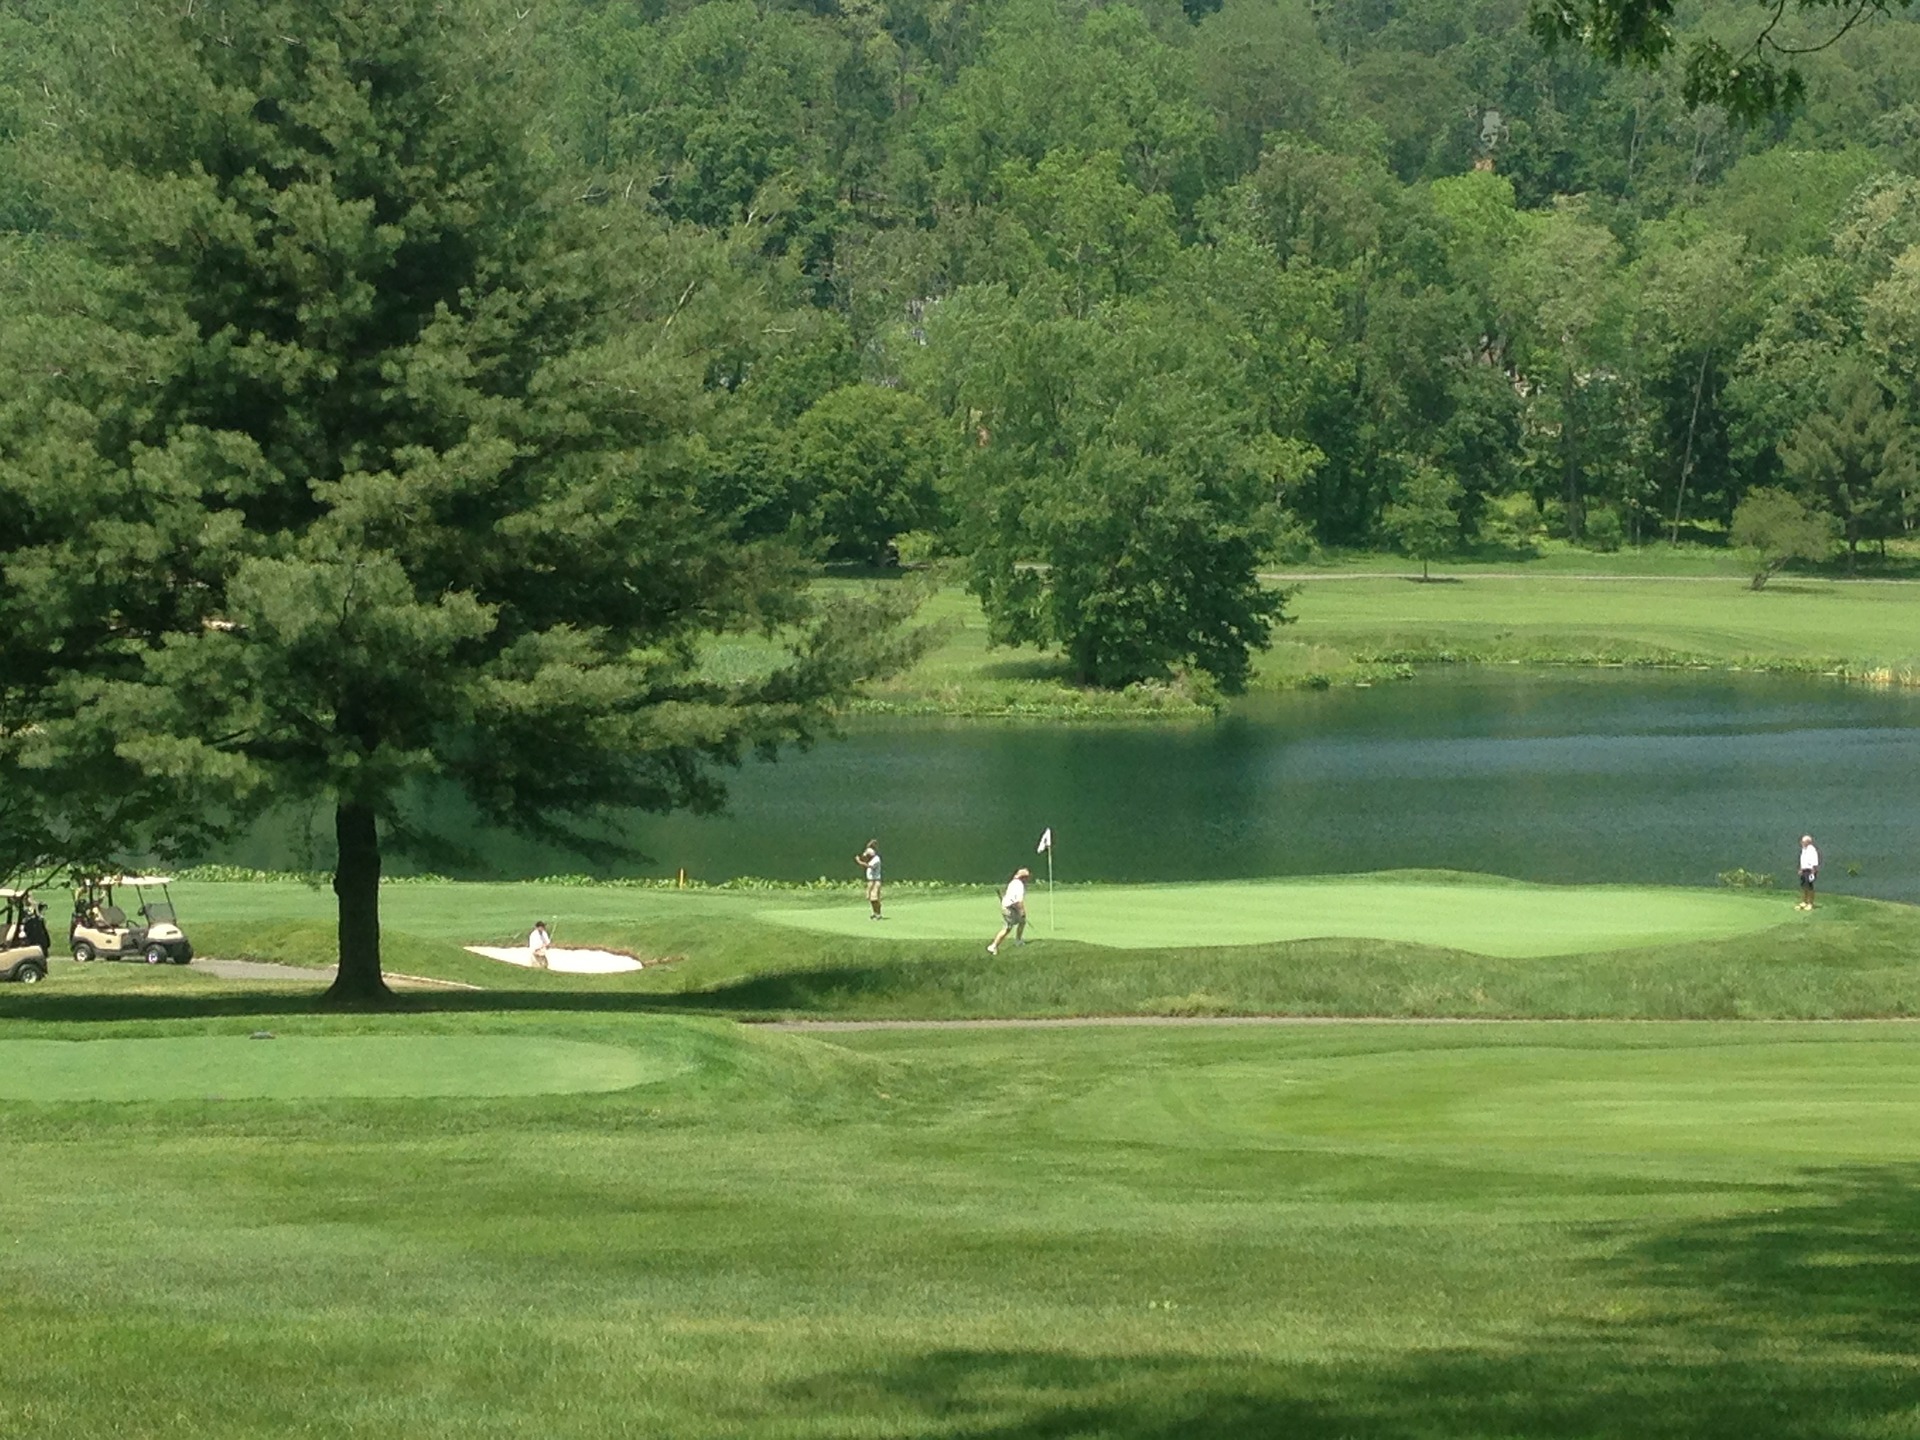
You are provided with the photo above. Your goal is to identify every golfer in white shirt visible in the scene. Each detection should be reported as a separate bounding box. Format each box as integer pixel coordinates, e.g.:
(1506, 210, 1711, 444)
(1797, 835, 1820, 911)
(988, 868, 1031, 955)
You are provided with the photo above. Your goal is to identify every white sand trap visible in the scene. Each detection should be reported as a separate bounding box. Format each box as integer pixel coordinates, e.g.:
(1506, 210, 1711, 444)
(465, 945, 645, 975)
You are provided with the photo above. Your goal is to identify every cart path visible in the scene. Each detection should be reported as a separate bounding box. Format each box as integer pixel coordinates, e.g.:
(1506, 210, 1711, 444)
(189, 958, 482, 990)
(757, 1014, 1920, 1032)
(1258, 570, 1920, 585)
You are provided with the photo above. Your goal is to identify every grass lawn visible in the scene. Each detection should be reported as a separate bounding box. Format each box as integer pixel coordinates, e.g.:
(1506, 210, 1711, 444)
(760, 876, 1783, 958)
(0, 1034, 680, 1101)
(5, 1006, 1920, 1438)
(830, 572, 1920, 716)
(1289, 572, 1920, 675)
(12, 871, 1917, 1023)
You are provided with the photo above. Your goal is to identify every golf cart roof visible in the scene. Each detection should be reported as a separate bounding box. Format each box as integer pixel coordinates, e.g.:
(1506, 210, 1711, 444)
(0, 887, 27, 899)
(97, 875, 175, 888)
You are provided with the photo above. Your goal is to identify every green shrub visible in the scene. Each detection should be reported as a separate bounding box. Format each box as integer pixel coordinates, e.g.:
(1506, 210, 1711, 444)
(1583, 508, 1624, 552)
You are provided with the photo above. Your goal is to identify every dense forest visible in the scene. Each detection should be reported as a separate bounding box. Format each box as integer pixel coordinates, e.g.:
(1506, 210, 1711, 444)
(4, 0, 1920, 687)
(540, 0, 1920, 564)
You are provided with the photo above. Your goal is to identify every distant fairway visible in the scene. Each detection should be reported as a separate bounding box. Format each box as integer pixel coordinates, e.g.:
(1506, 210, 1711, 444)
(763, 876, 1789, 957)
(0, 1035, 679, 1102)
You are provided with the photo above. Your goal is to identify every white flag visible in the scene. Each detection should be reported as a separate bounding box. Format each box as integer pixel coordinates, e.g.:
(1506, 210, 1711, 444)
(1036, 828, 1052, 853)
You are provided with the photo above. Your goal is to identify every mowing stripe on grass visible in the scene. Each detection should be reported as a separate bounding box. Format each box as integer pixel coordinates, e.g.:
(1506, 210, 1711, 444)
(762, 877, 1789, 957)
(0, 1036, 681, 1102)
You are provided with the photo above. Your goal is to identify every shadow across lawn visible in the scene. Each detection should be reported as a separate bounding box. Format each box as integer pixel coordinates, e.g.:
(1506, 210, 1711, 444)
(760, 1165, 1920, 1439)
(0, 969, 924, 1024)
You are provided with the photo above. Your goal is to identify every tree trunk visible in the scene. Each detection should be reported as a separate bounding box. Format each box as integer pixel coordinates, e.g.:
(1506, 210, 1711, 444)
(1562, 370, 1582, 541)
(1668, 348, 1711, 544)
(326, 800, 392, 1003)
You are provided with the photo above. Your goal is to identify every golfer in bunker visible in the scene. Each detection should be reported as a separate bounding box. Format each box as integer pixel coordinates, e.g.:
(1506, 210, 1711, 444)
(988, 868, 1030, 955)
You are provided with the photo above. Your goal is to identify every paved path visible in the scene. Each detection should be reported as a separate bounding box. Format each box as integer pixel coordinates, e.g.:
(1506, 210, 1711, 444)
(759, 1014, 1920, 1032)
(193, 959, 329, 982)
(190, 959, 481, 991)
(760, 1016, 1484, 1032)
(1258, 570, 1920, 585)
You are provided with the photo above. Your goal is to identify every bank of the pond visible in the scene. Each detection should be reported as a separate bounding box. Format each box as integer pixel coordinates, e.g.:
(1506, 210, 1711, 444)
(841, 574, 1920, 718)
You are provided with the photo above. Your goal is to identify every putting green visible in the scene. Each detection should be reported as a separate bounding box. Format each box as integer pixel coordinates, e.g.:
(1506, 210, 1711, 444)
(763, 876, 1789, 958)
(0, 1036, 680, 1103)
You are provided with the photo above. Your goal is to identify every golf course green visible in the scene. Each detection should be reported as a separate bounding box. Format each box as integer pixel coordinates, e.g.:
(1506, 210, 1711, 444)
(6, 870, 1919, 1436)
(762, 877, 1786, 956)
(0, 1034, 681, 1101)
(6, 1011, 1920, 1438)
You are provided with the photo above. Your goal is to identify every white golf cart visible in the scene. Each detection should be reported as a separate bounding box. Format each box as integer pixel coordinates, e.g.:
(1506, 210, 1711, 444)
(70, 875, 193, 965)
(2, 888, 50, 983)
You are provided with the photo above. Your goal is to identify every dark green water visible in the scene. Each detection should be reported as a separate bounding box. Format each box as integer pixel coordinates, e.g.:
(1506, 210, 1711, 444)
(220, 669, 1920, 901)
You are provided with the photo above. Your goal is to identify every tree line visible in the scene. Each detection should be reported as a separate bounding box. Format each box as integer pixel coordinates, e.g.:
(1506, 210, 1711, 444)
(564, 0, 1920, 639)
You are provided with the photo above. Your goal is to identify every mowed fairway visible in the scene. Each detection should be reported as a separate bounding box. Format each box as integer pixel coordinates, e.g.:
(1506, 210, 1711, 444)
(764, 876, 1787, 957)
(5, 1011, 1920, 1438)
(0, 1035, 680, 1101)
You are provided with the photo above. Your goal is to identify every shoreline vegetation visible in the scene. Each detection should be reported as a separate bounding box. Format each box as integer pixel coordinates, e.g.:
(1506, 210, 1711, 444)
(825, 552, 1920, 719)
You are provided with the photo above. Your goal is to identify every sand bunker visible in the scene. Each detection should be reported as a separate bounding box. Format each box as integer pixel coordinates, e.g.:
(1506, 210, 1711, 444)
(466, 945, 645, 975)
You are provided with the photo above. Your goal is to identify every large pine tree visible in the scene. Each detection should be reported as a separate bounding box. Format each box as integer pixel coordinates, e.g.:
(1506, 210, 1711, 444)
(0, 0, 915, 998)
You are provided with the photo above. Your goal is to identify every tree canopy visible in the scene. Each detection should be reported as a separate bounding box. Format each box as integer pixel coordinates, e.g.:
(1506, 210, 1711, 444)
(0, 0, 919, 994)
(1531, 0, 1917, 121)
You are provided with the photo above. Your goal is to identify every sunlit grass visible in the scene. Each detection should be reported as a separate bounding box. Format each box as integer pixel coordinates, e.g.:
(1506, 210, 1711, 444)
(4, 1013, 1920, 1437)
(781, 567, 1920, 718)
(14, 873, 1916, 1024)
(1290, 573, 1920, 674)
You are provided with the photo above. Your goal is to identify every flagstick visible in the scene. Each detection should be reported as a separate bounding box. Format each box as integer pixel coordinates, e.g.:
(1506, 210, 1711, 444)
(1048, 842, 1055, 935)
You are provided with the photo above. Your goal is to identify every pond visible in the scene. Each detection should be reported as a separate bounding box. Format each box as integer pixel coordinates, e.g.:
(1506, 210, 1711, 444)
(220, 668, 1920, 903)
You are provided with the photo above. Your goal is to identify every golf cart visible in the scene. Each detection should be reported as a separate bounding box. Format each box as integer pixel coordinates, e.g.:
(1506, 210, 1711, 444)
(1, 888, 50, 983)
(70, 875, 193, 965)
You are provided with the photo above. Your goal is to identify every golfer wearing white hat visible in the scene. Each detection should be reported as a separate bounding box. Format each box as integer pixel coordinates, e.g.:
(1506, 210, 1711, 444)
(1797, 835, 1820, 911)
(988, 868, 1031, 955)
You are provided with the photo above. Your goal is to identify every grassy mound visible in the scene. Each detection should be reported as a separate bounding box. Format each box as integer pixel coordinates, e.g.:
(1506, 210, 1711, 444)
(0, 1034, 683, 1102)
(18, 867, 1920, 1029)
(14, 872, 1911, 1024)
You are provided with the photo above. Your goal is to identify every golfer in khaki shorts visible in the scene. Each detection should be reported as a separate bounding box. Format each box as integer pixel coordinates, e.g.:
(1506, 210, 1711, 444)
(988, 868, 1030, 955)
(856, 840, 883, 920)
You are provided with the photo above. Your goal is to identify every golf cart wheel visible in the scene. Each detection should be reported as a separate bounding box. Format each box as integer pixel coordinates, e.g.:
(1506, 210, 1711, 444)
(72, 941, 94, 963)
(144, 943, 168, 965)
(17, 961, 46, 984)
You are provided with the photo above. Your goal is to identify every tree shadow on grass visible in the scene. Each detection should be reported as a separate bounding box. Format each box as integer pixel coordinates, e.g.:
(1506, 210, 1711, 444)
(764, 1347, 1918, 1439)
(757, 1165, 1920, 1439)
(1621, 1163, 1920, 1351)
(0, 960, 934, 1024)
